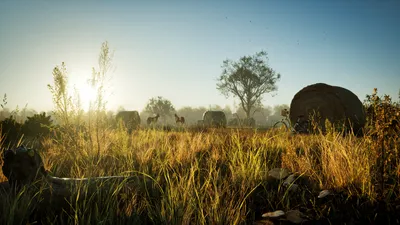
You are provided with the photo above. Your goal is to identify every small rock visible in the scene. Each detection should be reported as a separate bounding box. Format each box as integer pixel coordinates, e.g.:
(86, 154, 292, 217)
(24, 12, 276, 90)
(286, 210, 307, 224)
(262, 210, 285, 218)
(318, 189, 333, 198)
(268, 168, 290, 180)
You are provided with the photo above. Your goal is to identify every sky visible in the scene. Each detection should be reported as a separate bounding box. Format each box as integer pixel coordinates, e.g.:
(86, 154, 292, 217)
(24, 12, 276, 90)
(0, 0, 399, 113)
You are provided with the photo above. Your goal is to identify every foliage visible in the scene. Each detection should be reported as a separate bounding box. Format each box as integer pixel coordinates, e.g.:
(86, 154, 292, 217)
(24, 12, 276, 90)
(1, 121, 399, 224)
(0, 116, 23, 147)
(87, 41, 115, 160)
(71, 86, 85, 125)
(144, 96, 175, 122)
(364, 88, 400, 198)
(46, 41, 114, 161)
(364, 88, 400, 131)
(0, 96, 38, 124)
(1, 93, 7, 109)
(88, 41, 114, 115)
(0, 90, 398, 224)
(47, 62, 83, 126)
(22, 112, 53, 138)
(0, 94, 8, 121)
(2, 39, 399, 223)
(175, 106, 208, 125)
(217, 51, 281, 119)
(228, 114, 256, 127)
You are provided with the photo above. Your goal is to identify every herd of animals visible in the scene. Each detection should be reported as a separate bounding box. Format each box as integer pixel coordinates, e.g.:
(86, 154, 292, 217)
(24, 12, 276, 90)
(116, 109, 229, 131)
(116, 112, 187, 127)
(116, 82, 379, 135)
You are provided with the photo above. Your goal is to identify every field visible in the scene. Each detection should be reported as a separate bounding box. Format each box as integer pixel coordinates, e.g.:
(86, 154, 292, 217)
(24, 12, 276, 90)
(1, 122, 399, 224)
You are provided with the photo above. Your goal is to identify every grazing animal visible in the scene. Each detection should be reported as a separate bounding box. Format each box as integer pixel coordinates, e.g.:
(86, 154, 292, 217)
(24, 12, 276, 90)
(174, 114, 185, 125)
(147, 114, 160, 125)
(115, 110, 141, 133)
(202, 111, 227, 128)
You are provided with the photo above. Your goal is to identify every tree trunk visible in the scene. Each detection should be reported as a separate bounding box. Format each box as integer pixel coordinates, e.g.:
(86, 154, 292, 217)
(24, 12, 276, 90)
(245, 109, 251, 119)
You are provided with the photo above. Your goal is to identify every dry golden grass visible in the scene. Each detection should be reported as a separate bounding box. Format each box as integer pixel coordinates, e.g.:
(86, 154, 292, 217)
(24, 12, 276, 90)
(1, 124, 398, 224)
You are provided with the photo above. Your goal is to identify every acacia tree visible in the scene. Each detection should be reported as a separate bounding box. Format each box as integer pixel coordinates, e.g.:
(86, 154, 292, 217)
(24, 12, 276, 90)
(217, 51, 281, 119)
(144, 96, 175, 122)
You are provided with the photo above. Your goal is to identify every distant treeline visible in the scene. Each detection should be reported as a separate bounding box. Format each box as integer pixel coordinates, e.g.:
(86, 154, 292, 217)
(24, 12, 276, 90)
(0, 104, 290, 127)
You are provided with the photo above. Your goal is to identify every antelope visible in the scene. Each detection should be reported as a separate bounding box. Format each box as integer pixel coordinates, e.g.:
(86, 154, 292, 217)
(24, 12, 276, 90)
(147, 114, 160, 125)
(174, 113, 185, 125)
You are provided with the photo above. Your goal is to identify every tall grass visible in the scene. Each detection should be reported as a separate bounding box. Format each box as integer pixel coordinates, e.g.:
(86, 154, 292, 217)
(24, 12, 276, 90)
(1, 41, 398, 223)
(2, 124, 397, 224)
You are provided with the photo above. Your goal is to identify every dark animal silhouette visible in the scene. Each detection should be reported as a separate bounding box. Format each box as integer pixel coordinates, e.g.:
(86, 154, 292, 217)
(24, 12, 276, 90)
(146, 114, 160, 125)
(115, 110, 141, 132)
(174, 114, 185, 125)
(202, 111, 227, 128)
(1, 146, 155, 223)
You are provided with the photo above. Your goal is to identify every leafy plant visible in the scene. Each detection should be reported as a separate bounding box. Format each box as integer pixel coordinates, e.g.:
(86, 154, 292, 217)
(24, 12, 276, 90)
(0, 116, 23, 147)
(1, 93, 7, 109)
(22, 112, 53, 138)
(87, 41, 115, 160)
(47, 62, 73, 126)
(364, 88, 400, 199)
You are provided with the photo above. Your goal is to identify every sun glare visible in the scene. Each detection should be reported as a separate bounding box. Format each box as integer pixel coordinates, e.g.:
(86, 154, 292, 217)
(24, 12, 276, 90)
(69, 68, 97, 111)
(79, 84, 97, 110)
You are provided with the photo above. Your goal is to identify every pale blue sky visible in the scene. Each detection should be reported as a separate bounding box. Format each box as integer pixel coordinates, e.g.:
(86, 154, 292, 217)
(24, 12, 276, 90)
(0, 0, 399, 112)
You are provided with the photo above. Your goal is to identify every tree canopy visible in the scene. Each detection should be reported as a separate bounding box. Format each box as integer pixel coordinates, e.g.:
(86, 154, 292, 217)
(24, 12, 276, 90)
(217, 51, 281, 119)
(144, 96, 175, 122)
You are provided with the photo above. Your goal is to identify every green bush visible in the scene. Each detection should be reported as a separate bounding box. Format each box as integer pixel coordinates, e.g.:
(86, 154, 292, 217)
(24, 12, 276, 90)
(0, 116, 23, 147)
(22, 112, 53, 138)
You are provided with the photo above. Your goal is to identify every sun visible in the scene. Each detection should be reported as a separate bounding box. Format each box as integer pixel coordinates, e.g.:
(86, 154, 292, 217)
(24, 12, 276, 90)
(69, 82, 96, 111)
(69, 68, 97, 111)
(78, 84, 97, 110)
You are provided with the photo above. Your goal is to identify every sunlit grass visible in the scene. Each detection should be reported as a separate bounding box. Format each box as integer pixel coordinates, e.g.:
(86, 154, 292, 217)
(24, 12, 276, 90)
(3, 41, 397, 224)
(1, 124, 396, 224)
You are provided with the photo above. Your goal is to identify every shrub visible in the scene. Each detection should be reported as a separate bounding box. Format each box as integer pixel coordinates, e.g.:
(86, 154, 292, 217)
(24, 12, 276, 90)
(22, 112, 53, 138)
(0, 116, 23, 147)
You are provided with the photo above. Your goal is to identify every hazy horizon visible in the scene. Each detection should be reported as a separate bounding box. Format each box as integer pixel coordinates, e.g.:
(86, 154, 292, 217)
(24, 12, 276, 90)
(1, 0, 399, 113)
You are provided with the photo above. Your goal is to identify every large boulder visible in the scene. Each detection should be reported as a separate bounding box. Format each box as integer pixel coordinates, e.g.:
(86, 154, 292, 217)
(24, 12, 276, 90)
(290, 83, 366, 134)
